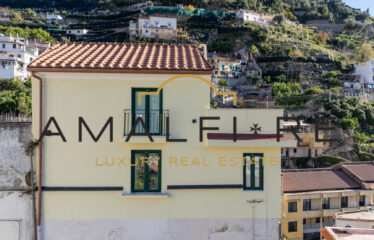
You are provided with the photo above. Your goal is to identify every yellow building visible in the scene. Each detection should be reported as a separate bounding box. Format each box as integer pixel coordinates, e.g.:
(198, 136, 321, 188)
(281, 162, 374, 240)
(29, 42, 296, 240)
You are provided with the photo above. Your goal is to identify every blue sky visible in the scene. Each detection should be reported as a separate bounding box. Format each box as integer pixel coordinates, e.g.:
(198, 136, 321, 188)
(344, 0, 374, 16)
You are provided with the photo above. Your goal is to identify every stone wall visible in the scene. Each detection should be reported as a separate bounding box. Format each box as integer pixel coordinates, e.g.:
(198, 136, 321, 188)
(0, 122, 35, 240)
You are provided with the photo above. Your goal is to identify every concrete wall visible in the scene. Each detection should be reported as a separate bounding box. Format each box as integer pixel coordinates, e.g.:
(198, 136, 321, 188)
(0, 122, 35, 240)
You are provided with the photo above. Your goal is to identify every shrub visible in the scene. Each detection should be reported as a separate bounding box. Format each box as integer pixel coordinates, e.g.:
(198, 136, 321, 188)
(218, 79, 229, 86)
(315, 156, 349, 168)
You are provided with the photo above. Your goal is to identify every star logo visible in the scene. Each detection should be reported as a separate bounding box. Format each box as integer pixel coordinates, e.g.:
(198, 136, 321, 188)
(250, 123, 262, 134)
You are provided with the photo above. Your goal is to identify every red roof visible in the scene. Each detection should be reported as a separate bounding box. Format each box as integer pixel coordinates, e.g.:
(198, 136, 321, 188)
(28, 42, 212, 74)
(282, 169, 360, 193)
(341, 162, 374, 182)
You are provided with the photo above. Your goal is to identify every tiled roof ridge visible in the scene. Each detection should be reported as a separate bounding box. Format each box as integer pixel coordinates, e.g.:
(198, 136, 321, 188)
(340, 161, 374, 165)
(282, 168, 334, 173)
(28, 42, 212, 73)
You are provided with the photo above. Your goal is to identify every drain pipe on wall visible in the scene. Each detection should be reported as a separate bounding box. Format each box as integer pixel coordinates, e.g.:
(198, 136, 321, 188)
(247, 199, 264, 240)
(30, 147, 37, 240)
(31, 72, 43, 240)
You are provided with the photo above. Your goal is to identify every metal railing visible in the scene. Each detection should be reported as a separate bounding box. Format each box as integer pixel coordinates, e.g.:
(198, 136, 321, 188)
(124, 109, 169, 136)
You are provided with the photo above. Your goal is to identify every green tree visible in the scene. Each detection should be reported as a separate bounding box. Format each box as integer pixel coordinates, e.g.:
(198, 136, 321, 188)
(354, 43, 374, 63)
(322, 7, 329, 16)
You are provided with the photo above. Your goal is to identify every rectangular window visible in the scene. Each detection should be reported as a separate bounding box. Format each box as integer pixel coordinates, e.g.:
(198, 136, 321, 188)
(131, 150, 161, 192)
(2, 43, 4, 48)
(12, 44, 16, 48)
(316, 217, 320, 224)
(303, 199, 311, 211)
(243, 153, 264, 190)
(341, 196, 348, 208)
(131, 88, 163, 135)
(322, 198, 330, 209)
(288, 221, 297, 232)
(288, 201, 297, 212)
(359, 195, 366, 206)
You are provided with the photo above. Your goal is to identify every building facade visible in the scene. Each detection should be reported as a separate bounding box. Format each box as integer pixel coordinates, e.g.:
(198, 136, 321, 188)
(281, 162, 374, 240)
(354, 58, 374, 89)
(213, 56, 244, 78)
(129, 15, 178, 40)
(0, 34, 39, 80)
(235, 9, 273, 25)
(281, 122, 324, 169)
(28, 42, 296, 240)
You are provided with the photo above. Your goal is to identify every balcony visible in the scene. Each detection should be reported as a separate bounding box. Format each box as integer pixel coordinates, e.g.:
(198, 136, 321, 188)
(302, 209, 322, 218)
(303, 223, 320, 234)
(323, 208, 341, 216)
(121, 109, 169, 144)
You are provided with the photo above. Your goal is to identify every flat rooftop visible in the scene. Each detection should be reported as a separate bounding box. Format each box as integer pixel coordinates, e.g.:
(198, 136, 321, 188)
(335, 210, 374, 222)
(321, 227, 374, 240)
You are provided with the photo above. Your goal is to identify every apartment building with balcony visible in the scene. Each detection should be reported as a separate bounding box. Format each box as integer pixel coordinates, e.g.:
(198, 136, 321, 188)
(281, 121, 324, 169)
(129, 15, 180, 40)
(0, 33, 39, 80)
(28, 42, 296, 240)
(281, 163, 374, 240)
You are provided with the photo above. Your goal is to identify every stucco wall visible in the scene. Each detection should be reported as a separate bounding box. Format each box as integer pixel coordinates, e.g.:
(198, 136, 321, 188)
(0, 122, 35, 240)
(42, 218, 279, 240)
(32, 72, 287, 240)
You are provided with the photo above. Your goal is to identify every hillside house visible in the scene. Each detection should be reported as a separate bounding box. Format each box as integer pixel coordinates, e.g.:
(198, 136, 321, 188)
(46, 14, 64, 24)
(281, 163, 374, 240)
(213, 55, 244, 78)
(129, 15, 179, 40)
(28, 42, 296, 240)
(0, 33, 39, 80)
(235, 9, 273, 25)
(355, 58, 374, 89)
(281, 121, 324, 168)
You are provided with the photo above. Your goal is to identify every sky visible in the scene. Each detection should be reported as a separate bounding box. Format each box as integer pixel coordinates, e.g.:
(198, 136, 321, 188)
(344, 0, 374, 16)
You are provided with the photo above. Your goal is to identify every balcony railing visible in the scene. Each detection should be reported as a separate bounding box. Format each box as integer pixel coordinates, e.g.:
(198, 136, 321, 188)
(124, 109, 169, 136)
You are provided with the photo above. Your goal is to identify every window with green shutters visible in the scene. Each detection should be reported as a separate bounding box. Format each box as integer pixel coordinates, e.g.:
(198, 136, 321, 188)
(131, 88, 163, 135)
(131, 150, 161, 192)
(243, 153, 264, 190)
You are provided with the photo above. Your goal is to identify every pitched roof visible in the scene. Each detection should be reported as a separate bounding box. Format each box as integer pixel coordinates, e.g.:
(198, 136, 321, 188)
(282, 169, 360, 193)
(341, 162, 374, 182)
(28, 42, 212, 74)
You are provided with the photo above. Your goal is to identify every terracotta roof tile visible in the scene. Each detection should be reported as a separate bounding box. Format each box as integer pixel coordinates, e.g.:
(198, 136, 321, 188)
(341, 162, 374, 182)
(282, 169, 360, 193)
(28, 42, 212, 73)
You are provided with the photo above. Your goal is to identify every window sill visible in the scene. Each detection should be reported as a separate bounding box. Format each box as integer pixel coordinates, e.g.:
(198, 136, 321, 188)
(121, 191, 169, 199)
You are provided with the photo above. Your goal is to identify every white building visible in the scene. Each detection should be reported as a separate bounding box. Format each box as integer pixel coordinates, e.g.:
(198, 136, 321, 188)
(235, 9, 273, 25)
(0, 34, 39, 80)
(66, 29, 89, 36)
(46, 14, 64, 24)
(354, 59, 374, 89)
(334, 209, 374, 229)
(129, 15, 178, 40)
